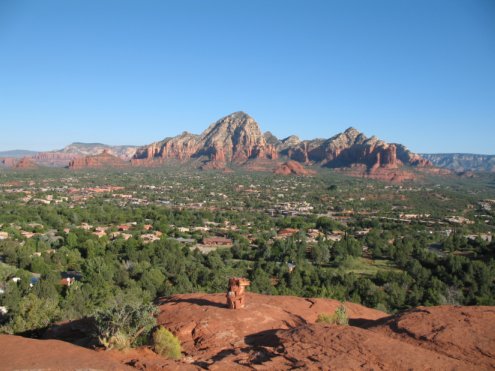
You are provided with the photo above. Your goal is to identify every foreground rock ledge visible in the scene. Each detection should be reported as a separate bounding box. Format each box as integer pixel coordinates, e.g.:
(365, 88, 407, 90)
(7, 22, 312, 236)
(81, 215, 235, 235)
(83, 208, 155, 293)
(1, 293, 494, 370)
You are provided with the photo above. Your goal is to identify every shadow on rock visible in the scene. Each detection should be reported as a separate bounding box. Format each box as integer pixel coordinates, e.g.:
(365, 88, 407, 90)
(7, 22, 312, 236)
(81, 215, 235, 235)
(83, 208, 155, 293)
(157, 297, 227, 309)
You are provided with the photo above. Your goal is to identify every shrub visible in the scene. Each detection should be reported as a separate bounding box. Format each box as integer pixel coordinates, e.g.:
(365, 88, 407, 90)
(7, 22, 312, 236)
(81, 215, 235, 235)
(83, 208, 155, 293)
(316, 303, 348, 326)
(316, 312, 333, 324)
(94, 301, 157, 350)
(152, 326, 181, 360)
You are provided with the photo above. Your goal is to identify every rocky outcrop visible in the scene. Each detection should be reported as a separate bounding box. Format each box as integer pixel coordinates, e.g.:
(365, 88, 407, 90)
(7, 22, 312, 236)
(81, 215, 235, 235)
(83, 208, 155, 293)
(68, 150, 129, 169)
(157, 292, 387, 364)
(0, 157, 39, 170)
(155, 293, 495, 370)
(133, 132, 200, 161)
(0, 335, 132, 370)
(33, 152, 80, 167)
(274, 160, 316, 176)
(15, 157, 39, 169)
(35, 143, 138, 167)
(1, 156, 40, 169)
(2, 293, 493, 370)
(272, 306, 495, 370)
(0, 157, 18, 167)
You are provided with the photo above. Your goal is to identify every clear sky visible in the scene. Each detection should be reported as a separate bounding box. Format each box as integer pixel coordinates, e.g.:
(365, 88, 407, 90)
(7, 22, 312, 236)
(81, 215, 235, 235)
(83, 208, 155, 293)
(0, 0, 494, 154)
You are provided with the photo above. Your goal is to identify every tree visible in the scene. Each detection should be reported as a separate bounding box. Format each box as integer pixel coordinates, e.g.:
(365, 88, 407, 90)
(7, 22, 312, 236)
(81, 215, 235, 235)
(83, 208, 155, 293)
(6, 293, 60, 334)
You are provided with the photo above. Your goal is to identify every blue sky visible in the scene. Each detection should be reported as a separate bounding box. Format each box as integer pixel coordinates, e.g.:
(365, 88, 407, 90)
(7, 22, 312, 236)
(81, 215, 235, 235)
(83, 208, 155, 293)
(0, 0, 494, 153)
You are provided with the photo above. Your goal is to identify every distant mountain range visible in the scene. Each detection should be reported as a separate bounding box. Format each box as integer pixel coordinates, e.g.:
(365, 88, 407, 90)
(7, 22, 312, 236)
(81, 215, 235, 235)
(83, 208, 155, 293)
(1, 112, 493, 179)
(421, 153, 495, 173)
(0, 149, 38, 158)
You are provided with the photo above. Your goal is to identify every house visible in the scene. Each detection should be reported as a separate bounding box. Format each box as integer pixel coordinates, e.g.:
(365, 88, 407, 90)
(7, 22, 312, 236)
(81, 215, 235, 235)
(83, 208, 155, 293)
(0, 232, 8, 240)
(112, 232, 132, 240)
(93, 230, 107, 238)
(61, 271, 83, 281)
(21, 231, 36, 238)
(141, 233, 161, 243)
(355, 229, 371, 237)
(60, 277, 76, 287)
(79, 223, 93, 230)
(466, 233, 492, 243)
(118, 225, 130, 231)
(277, 228, 299, 238)
(202, 236, 233, 246)
(30, 276, 40, 287)
(0, 306, 7, 315)
(143, 224, 153, 231)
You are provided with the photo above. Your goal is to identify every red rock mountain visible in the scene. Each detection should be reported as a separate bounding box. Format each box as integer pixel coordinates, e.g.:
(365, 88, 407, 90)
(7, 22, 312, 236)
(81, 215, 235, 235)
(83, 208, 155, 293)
(10, 111, 431, 179)
(68, 150, 129, 169)
(278, 127, 431, 170)
(133, 112, 278, 169)
(132, 111, 430, 179)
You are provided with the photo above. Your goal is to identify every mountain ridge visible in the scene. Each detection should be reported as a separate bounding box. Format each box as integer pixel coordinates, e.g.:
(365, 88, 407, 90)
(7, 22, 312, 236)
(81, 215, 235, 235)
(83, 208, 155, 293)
(6, 111, 486, 180)
(130, 111, 431, 180)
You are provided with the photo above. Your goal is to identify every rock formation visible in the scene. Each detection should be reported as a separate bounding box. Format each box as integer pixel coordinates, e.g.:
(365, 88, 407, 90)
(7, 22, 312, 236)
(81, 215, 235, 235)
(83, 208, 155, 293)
(274, 160, 316, 176)
(1, 293, 493, 369)
(14, 157, 39, 169)
(226, 277, 250, 309)
(1, 156, 39, 169)
(68, 150, 129, 169)
(0, 335, 132, 370)
(154, 293, 495, 369)
(35, 143, 138, 167)
(131, 112, 431, 180)
(133, 112, 280, 169)
(6, 111, 433, 180)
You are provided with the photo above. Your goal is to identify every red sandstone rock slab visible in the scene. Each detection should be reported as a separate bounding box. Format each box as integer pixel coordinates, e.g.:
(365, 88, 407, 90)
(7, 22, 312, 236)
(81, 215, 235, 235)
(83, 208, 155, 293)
(0, 334, 133, 370)
(369, 305, 495, 369)
(156, 292, 387, 363)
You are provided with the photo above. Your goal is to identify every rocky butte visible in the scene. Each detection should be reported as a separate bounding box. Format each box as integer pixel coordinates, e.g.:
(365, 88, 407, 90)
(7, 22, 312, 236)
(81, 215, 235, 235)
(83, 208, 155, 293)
(68, 150, 129, 170)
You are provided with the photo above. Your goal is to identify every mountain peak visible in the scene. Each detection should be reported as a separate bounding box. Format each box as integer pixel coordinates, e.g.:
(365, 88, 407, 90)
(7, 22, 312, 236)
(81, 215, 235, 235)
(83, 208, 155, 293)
(227, 111, 251, 119)
(344, 127, 361, 135)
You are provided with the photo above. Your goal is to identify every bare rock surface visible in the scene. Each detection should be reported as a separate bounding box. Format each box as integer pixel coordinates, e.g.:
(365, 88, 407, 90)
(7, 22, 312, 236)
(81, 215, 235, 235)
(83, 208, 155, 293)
(0, 334, 133, 370)
(1, 294, 494, 370)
